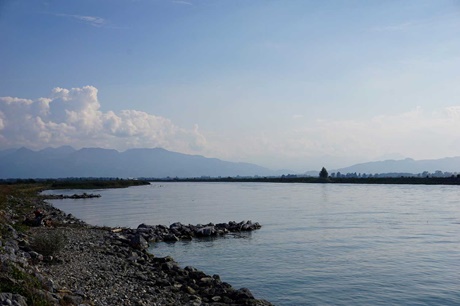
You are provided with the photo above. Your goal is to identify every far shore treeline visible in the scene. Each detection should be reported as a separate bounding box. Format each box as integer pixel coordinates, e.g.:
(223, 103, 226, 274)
(2, 175, 460, 187)
(149, 175, 460, 185)
(0, 178, 151, 189)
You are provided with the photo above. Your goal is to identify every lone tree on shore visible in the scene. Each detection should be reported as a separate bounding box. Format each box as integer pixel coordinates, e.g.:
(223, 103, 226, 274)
(319, 167, 328, 179)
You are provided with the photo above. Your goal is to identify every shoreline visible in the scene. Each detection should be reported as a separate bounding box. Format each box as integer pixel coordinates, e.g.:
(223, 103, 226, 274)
(0, 185, 273, 305)
(148, 176, 460, 185)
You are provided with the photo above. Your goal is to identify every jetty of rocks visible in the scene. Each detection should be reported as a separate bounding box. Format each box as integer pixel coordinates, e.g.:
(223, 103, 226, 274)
(113, 220, 262, 250)
(0, 192, 273, 306)
(40, 193, 101, 200)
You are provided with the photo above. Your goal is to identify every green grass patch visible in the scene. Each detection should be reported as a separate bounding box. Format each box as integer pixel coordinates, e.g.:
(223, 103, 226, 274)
(48, 179, 150, 189)
(0, 265, 53, 306)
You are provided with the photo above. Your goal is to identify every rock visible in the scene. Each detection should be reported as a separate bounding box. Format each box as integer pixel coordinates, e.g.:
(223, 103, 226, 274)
(163, 234, 180, 242)
(28, 251, 44, 262)
(170, 222, 184, 229)
(195, 226, 216, 237)
(6, 225, 18, 239)
(63, 294, 83, 305)
(43, 255, 53, 262)
(0, 293, 27, 306)
(43, 278, 56, 292)
(130, 233, 149, 250)
(184, 285, 196, 295)
(233, 287, 255, 300)
(153, 256, 175, 264)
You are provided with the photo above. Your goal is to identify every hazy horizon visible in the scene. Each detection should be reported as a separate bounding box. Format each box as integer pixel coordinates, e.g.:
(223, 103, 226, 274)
(1, 1, 460, 171)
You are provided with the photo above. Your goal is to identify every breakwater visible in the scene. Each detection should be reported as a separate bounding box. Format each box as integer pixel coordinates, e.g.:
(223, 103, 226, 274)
(40, 193, 101, 200)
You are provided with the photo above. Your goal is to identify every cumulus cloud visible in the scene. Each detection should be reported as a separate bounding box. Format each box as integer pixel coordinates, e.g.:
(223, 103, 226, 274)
(2, 86, 460, 170)
(0, 86, 207, 153)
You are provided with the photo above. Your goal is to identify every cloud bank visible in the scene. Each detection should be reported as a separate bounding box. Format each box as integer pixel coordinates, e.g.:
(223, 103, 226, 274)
(200, 105, 460, 170)
(2, 86, 460, 171)
(0, 86, 207, 153)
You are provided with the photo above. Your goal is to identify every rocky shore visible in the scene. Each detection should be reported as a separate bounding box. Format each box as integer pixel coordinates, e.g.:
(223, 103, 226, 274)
(0, 189, 273, 306)
(40, 193, 101, 200)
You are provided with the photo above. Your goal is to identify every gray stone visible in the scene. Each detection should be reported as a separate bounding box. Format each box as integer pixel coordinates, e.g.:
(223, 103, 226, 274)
(163, 234, 180, 242)
(195, 226, 216, 237)
(130, 233, 148, 250)
(0, 293, 27, 306)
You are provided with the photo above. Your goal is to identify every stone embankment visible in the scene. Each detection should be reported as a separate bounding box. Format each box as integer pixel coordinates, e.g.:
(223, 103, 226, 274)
(0, 194, 273, 306)
(116, 220, 262, 249)
(40, 193, 101, 200)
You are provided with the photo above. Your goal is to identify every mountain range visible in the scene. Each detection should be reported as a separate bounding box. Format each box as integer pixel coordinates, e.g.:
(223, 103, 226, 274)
(1, 146, 460, 179)
(333, 157, 460, 175)
(0, 146, 277, 179)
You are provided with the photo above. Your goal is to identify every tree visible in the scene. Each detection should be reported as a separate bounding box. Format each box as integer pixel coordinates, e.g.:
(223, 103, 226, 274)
(319, 167, 328, 179)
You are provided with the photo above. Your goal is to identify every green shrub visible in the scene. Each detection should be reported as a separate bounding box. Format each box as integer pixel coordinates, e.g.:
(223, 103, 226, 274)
(31, 229, 67, 257)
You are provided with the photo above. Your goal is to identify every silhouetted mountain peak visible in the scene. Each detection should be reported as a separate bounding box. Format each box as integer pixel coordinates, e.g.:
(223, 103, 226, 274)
(0, 147, 275, 179)
(39, 146, 76, 155)
(335, 156, 460, 175)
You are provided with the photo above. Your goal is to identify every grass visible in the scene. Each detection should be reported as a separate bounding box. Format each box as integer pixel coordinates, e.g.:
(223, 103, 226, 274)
(48, 179, 150, 189)
(0, 265, 53, 306)
(0, 184, 54, 305)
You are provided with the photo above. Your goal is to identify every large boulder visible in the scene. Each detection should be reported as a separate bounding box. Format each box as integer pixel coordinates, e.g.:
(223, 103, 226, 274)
(195, 226, 216, 237)
(130, 233, 149, 250)
(163, 234, 180, 242)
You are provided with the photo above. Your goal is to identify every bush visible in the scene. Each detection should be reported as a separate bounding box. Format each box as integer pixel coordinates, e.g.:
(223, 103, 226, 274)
(31, 229, 67, 256)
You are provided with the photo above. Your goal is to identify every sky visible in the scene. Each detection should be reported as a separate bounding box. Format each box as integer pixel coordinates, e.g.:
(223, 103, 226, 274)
(1, 0, 460, 172)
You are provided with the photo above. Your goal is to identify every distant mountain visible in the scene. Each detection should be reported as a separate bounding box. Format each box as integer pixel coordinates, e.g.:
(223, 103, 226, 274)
(334, 157, 460, 175)
(0, 146, 277, 179)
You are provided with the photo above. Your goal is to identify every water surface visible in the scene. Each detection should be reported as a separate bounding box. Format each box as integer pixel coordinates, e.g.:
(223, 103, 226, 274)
(45, 182, 460, 305)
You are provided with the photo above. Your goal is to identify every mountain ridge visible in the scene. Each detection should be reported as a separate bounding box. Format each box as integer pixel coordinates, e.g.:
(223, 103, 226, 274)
(0, 146, 278, 179)
(332, 156, 460, 175)
(2, 146, 460, 179)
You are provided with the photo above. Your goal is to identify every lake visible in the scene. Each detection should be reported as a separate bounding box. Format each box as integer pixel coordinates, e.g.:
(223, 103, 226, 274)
(44, 182, 460, 305)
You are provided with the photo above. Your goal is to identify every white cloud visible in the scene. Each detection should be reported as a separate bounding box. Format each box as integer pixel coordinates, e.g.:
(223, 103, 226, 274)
(370, 12, 460, 33)
(201, 106, 460, 170)
(0, 86, 208, 153)
(312, 107, 460, 160)
(55, 14, 108, 27)
(2, 86, 460, 171)
(172, 1, 193, 5)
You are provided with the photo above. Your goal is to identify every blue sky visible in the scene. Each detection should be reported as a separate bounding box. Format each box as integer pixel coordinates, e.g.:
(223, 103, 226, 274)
(1, 0, 460, 171)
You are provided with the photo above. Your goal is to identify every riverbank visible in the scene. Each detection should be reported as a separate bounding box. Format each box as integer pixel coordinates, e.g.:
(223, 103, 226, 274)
(149, 175, 460, 185)
(0, 184, 273, 305)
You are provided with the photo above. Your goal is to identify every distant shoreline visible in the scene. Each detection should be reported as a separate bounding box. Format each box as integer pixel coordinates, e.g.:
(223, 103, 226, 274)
(2, 176, 460, 188)
(148, 176, 460, 185)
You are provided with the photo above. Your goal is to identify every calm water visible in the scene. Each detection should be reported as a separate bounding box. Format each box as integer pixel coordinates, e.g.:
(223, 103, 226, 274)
(45, 182, 460, 305)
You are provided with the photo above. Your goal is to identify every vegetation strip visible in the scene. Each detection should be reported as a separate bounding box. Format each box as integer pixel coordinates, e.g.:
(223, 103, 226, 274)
(150, 175, 460, 185)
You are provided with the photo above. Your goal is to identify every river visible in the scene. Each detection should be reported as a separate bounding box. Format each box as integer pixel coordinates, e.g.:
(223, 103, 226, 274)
(44, 182, 460, 305)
